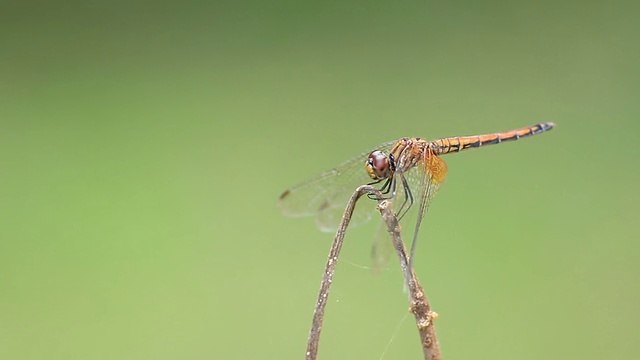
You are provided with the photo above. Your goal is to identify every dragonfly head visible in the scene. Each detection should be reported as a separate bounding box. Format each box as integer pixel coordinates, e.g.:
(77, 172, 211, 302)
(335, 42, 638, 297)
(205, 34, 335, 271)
(365, 150, 394, 180)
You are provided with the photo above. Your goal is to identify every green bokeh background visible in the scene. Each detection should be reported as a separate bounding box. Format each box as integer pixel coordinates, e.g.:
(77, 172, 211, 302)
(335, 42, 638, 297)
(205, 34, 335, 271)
(1, 1, 638, 359)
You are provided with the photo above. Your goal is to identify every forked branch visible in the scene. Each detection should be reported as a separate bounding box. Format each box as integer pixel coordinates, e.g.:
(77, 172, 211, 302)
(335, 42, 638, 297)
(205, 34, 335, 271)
(305, 185, 441, 360)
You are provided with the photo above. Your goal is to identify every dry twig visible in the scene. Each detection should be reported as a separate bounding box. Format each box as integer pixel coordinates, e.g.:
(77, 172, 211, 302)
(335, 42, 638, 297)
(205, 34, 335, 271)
(305, 185, 441, 360)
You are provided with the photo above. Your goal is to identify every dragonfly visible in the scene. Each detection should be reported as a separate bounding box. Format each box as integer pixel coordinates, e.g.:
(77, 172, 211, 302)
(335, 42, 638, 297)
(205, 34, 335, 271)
(278, 122, 555, 267)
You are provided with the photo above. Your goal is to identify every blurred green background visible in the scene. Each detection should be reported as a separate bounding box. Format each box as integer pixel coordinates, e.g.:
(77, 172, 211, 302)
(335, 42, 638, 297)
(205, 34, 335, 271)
(1, 0, 638, 359)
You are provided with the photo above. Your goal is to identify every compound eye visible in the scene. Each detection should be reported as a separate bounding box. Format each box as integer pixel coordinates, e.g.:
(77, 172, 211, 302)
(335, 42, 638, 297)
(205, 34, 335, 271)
(365, 150, 390, 180)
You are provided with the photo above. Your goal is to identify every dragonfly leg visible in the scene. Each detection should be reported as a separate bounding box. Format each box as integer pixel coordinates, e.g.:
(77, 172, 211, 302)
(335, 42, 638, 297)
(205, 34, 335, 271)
(366, 178, 384, 200)
(394, 174, 414, 221)
(367, 176, 395, 200)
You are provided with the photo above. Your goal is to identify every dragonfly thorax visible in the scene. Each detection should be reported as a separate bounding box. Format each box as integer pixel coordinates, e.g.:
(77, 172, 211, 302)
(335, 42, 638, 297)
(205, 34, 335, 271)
(365, 150, 394, 180)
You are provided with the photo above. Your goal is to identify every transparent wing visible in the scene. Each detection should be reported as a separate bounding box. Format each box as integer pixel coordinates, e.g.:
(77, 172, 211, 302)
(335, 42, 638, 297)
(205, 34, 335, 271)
(278, 140, 396, 232)
(403, 150, 447, 263)
(370, 212, 395, 274)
